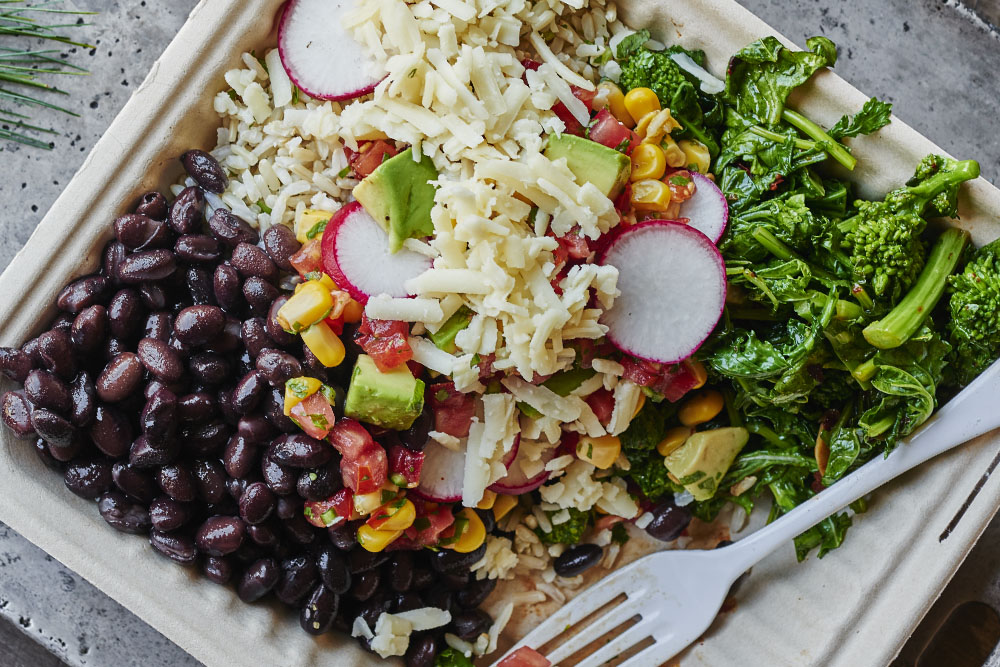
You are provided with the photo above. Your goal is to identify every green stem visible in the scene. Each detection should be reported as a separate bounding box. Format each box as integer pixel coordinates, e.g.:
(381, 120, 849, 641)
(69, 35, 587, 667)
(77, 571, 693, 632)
(852, 358, 878, 383)
(851, 284, 875, 311)
(782, 108, 858, 171)
(751, 226, 795, 260)
(749, 125, 814, 151)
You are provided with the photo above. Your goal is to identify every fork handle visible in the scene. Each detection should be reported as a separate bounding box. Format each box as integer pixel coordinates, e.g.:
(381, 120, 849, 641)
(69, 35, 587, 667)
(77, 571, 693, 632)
(723, 361, 1000, 576)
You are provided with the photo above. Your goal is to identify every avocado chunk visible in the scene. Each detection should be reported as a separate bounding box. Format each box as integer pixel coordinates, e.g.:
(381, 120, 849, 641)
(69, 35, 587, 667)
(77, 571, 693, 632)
(429, 306, 473, 354)
(343, 354, 425, 431)
(353, 147, 438, 254)
(664, 427, 749, 501)
(543, 367, 597, 397)
(544, 133, 631, 199)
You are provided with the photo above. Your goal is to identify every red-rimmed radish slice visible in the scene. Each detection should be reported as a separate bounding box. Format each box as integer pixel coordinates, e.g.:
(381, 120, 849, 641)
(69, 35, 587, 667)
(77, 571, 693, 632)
(489, 442, 555, 495)
(277, 0, 386, 102)
(599, 221, 726, 364)
(321, 202, 431, 304)
(413, 436, 519, 503)
(679, 172, 728, 244)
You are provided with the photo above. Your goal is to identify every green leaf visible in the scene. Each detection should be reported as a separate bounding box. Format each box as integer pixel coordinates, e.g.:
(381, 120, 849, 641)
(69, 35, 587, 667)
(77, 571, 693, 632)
(828, 98, 893, 140)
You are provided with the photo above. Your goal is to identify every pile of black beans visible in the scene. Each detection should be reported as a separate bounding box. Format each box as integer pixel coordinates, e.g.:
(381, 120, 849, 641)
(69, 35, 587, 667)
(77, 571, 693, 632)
(0, 150, 495, 666)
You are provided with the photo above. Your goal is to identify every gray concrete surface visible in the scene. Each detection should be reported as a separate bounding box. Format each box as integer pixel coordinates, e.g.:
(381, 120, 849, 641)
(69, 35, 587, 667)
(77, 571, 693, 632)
(0, 1, 998, 666)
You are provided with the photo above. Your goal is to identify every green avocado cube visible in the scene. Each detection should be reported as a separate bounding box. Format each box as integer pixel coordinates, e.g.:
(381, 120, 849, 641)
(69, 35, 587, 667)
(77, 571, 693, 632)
(343, 355, 425, 431)
(352, 147, 438, 254)
(543, 133, 632, 199)
(664, 427, 749, 501)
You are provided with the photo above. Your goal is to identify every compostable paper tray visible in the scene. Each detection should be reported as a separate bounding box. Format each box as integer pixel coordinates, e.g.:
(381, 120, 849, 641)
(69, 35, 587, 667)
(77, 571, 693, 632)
(1, 1, 999, 665)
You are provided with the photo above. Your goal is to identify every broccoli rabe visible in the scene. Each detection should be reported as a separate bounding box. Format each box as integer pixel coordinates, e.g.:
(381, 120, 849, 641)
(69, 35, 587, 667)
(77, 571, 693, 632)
(947, 238, 1000, 385)
(534, 508, 592, 545)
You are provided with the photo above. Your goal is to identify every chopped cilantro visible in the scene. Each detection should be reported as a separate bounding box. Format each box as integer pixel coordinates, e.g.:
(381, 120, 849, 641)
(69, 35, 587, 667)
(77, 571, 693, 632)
(285, 378, 312, 399)
(320, 508, 337, 525)
(611, 522, 630, 545)
(256, 199, 272, 214)
(517, 401, 543, 420)
(381, 490, 397, 503)
(669, 174, 692, 186)
(305, 218, 328, 240)
(337, 165, 352, 178)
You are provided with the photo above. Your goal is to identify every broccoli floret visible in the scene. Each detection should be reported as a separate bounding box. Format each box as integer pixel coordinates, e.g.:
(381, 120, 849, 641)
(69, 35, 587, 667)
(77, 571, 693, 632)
(839, 156, 980, 302)
(947, 239, 1000, 385)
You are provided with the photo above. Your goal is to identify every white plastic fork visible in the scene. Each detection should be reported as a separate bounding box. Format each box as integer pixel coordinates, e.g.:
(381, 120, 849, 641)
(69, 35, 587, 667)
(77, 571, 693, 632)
(494, 361, 1000, 667)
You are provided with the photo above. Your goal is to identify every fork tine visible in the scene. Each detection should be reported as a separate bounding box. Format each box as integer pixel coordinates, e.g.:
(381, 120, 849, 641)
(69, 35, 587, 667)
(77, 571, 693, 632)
(575, 618, 658, 667)
(544, 601, 640, 664)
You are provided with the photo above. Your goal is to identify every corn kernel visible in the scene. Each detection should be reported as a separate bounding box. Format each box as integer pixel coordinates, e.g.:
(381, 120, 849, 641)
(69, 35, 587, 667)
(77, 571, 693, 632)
(679, 139, 712, 174)
(630, 179, 672, 212)
(354, 484, 400, 516)
(632, 392, 647, 419)
(370, 498, 416, 532)
(661, 135, 688, 168)
(294, 209, 334, 244)
(318, 273, 337, 292)
(283, 376, 323, 416)
(357, 525, 403, 552)
(576, 435, 622, 470)
(342, 299, 364, 324)
(630, 144, 667, 182)
(477, 490, 497, 511)
(623, 88, 660, 125)
(686, 359, 708, 389)
(657, 426, 694, 457)
(447, 508, 486, 553)
(493, 494, 518, 522)
(301, 321, 346, 368)
(597, 81, 634, 128)
(641, 109, 682, 146)
(277, 281, 334, 333)
(678, 390, 725, 427)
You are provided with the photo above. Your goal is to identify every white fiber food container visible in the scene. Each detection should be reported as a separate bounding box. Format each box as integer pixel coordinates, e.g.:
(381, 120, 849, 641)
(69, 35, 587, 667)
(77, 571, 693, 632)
(1, 1, 998, 665)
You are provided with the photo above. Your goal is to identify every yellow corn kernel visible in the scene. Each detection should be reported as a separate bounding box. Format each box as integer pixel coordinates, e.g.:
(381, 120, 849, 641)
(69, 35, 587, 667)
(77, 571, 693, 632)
(597, 81, 634, 128)
(301, 321, 346, 368)
(283, 376, 323, 416)
(449, 508, 486, 553)
(661, 135, 688, 169)
(373, 498, 416, 532)
(630, 143, 667, 182)
(357, 525, 403, 553)
(678, 390, 725, 427)
(294, 209, 334, 244)
(630, 179, 672, 212)
(353, 128, 390, 142)
(657, 426, 694, 457)
(342, 299, 364, 324)
(641, 109, 682, 146)
(493, 494, 518, 522)
(318, 273, 337, 292)
(679, 139, 712, 174)
(686, 359, 708, 389)
(632, 392, 647, 419)
(576, 435, 622, 470)
(623, 88, 660, 125)
(354, 484, 400, 516)
(477, 490, 497, 511)
(277, 281, 334, 333)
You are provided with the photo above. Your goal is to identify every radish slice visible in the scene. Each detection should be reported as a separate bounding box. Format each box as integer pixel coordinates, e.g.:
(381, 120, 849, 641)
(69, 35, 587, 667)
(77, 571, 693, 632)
(322, 202, 431, 304)
(277, 0, 386, 101)
(680, 172, 729, 244)
(489, 443, 555, 495)
(414, 437, 519, 503)
(599, 221, 726, 364)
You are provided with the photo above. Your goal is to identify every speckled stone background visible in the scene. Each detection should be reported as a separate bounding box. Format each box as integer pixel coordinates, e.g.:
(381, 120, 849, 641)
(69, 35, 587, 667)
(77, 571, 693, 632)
(0, 1, 998, 666)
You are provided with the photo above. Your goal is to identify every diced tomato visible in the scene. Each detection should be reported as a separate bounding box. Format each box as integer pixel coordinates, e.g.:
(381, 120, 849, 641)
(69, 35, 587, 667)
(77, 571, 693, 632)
(403, 499, 455, 547)
(622, 358, 699, 403)
(556, 231, 592, 262)
(303, 488, 353, 528)
(329, 419, 389, 493)
(585, 388, 615, 426)
(666, 169, 697, 203)
(290, 392, 336, 440)
(347, 140, 399, 180)
(498, 647, 552, 667)
(557, 430, 579, 457)
(553, 101, 586, 136)
(589, 108, 639, 154)
(328, 418, 374, 460)
(290, 239, 323, 277)
(355, 315, 413, 372)
(324, 314, 345, 336)
(521, 58, 541, 72)
(388, 444, 424, 488)
(427, 381, 476, 438)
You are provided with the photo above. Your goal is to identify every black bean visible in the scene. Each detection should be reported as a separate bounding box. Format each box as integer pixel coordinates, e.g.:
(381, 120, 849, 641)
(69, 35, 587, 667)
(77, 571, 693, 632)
(157, 463, 196, 502)
(24, 369, 71, 415)
(212, 264, 243, 313)
(88, 406, 132, 457)
(193, 459, 227, 504)
(208, 209, 259, 247)
(112, 462, 157, 503)
(20, 337, 43, 368)
(96, 353, 143, 403)
(405, 635, 438, 667)
(142, 312, 173, 342)
(270, 433, 333, 468)
(102, 240, 127, 285)
(203, 315, 242, 354)
(554, 543, 603, 577)
(219, 436, 253, 480)
(350, 570, 381, 602)
(202, 556, 233, 585)
(232, 370, 266, 416)
(142, 389, 178, 444)
(47, 432, 83, 462)
(118, 250, 177, 283)
(247, 521, 280, 549)
(188, 352, 229, 385)
(393, 592, 424, 614)
(174, 305, 225, 346)
(299, 344, 331, 384)
(181, 150, 228, 193)
(239, 318, 273, 358)
(0, 347, 32, 383)
(231, 242, 277, 282)
(477, 508, 496, 535)
(357, 594, 392, 627)
(98, 491, 151, 534)
(410, 568, 434, 592)
(182, 420, 230, 456)
(328, 523, 358, 551)
(175, 234, 220, 264)
(399, 409, 432, 451)
(64, 459, 112, 499)
(38, 329, 76, 380)
(261, 456, 298, 497)
(441, 572, 469, 591)
(103, 337, 128, 362)
(136, 338, 184, 383)
(107, 289, 143, 340)
(238, 557, 280, 602)
(455, 577, 496, 609)
(256, 349, 302, 387)
(177, 392, 216, 423)
(51, 313, 75, 334)
(300, 584, 339, 635)
(349, 549, 389, 575)
(645, 499, 692, 542)
(450, 610, 491, 641)
(316, 546, 352, 594)
(34, 438, 61, 470)
(68, 372, 97, 428)
(149, 496, 192, 532)
(196, 515, 246, 556)
(241, 276, 279, 316)
(129, 436, 179, 468)
(276, 555, 319, 605)
(388, 552, 414, 593)
(236, 415, 274, 445)
(266, 296, 295, 346)
(283, 513, 317, 546)
(149, 530, 198, 565)
(57, 275, 108, 314)
(135, 191, 168, 220)
(185, 267, 215, 306)
(138, 282, 167, 310)
(71, 305, 108, 352)
(296, 465, 341, 501)
(169, 186, 205, 235)
(262, 224, 302, 272)
(1, 391, 35, 439)
(114, 214, 172, 251)
(31, 408, 75, 448)
(239, 481, 276, 525)
(216, 388, 238, 426)
(428, 545, 486, 574)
